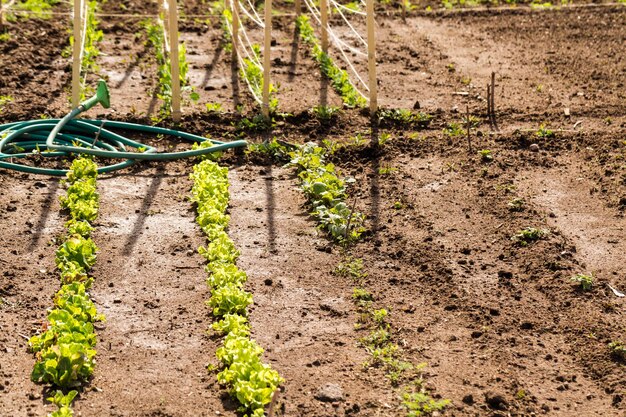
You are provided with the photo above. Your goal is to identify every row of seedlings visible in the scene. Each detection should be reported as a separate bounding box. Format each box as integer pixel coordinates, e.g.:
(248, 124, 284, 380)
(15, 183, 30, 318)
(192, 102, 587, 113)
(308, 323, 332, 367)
(143, 17, 196, 119)
(296, 15, 367, 109)
(190, 159, 283, 417)
(29, 157, 103, 416)
(288, 142, 366, 243)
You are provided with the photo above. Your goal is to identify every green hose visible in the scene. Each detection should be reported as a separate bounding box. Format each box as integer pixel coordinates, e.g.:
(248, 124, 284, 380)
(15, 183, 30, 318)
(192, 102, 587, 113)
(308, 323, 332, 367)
(0, 81, 247, 176)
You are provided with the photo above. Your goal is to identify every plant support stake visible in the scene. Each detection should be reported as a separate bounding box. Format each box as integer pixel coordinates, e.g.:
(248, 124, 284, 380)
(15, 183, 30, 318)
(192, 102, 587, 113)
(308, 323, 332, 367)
(320, 0, 328, 53)
(168, 0, 181, 121)
(231, 0, 240, 68)
(261, 0, 272, 118)
(366, 0, 378, 116)
(72, 0, 84, 108)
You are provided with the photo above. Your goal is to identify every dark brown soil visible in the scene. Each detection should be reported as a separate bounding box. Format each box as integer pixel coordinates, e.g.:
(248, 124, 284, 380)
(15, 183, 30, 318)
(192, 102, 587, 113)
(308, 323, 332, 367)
(0, 2, 625, 417)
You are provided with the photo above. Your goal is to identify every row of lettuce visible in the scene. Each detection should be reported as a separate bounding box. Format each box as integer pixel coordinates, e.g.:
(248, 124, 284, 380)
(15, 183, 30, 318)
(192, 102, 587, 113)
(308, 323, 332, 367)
(190, 160, 283, 417)
(29, 158, 102, 417)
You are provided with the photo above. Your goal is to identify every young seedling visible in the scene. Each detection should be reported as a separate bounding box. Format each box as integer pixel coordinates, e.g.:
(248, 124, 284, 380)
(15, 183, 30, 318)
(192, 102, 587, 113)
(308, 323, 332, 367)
(478, 149, 493, 162)
(608, 341, 626, 361)
(536, 123, 555, 138)
(571, 273, 594, 291)
(511, 227, 549, 246)
(508, 197, 525, 212)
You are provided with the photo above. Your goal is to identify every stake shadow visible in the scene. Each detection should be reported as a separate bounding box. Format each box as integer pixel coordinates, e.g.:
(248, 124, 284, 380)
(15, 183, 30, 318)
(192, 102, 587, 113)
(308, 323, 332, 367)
(122, 166, 164, 255)
(115, 43, 150, 89)
(261, 131, 277, 253)
(28, 179, 60, 251)
(230, 50, 241, 110)
(369, 123, 381, 236)
(200, 37, 225, 89)
(287, 22, 299, 82)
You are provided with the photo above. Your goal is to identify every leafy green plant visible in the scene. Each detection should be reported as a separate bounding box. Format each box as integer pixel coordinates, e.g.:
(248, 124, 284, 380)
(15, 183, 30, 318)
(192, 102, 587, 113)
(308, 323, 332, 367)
(401, 391, 450, 416)
(289, 143, 366, 243)
(143, 18, 197, 119)
(335, 257, 367, 281)
(608, 341, 626, 361)
(571, 273, 594, 291)
(297, 15, 366, 108)
(536, 123, 555, 138)
(0, 95, 12, 109)
(508, 197, 525, 212)
(478, 149, 493, 162)
(191, 159, 283, 417)
(47, 390, 78, 417)
(206, 102, 223, 113)
(443, 122, 465, 137)
(29, 157, 102, 415)
(511, 227, 548, 246)
(377, 108, 432, 128)
(311, 105, 341, 121)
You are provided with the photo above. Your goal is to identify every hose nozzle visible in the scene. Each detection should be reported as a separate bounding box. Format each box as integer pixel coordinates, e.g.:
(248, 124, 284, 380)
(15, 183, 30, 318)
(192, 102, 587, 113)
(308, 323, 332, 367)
(80, 80, 110, 111)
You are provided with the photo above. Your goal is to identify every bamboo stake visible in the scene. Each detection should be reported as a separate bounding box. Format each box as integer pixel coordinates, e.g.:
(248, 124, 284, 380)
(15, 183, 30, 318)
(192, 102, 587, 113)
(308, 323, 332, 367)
(295, 0, 301, 17)
(261, 0, 272, 118)
(168, 0, 181, 121)
(320, 0, 328, 53)
(71, 0, 83, 108)
(366, 0, 377, 117)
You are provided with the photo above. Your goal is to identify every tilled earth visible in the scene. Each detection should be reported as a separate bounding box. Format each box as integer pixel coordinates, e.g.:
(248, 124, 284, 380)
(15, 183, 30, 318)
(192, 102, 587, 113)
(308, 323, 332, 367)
(0, 1, 624, 416)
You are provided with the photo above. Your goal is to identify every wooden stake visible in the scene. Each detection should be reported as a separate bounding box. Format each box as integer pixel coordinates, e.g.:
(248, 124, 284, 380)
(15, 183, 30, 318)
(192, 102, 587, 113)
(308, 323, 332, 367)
(295, 0, 301, 17)
(466, 104, 473, 153)
(320, 0, 328, 54)
(231, 0, 239, 65)
(0, 0, 5, 30)
(366, 0, 378, 117)
(486, 83, 491, 120)
(71, 0, 83, 108)
(168, 0, 181, 121)
(490, 71, 496, 127)
(261, 0, 272, 118)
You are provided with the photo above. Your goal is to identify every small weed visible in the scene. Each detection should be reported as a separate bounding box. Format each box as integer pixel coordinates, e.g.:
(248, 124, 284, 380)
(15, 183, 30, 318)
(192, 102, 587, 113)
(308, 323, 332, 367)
(378, 132, 392, 146)
(511, 227, 549, 246)
(536, 124, 555, 138)
(0, 95, 12, 109)
(377, 108, 432, 127)
(378, 166, 397, 175)
(0, 33, 10, 42)
(321, 138, 343, 155)
(352, 288, 373, 303)
(443, 122, 465, 137)
(310, 105, 341, 121)
(478, 149, 493, 162)
(571, 273, 594, 291)
(401, 391, 450, 416)
(608, 341, 626, 361)
(460, 76, 472, 85)
(393, 201, 404, 210)
(335, 257, 367, 282)
(516, 389, 527, 400)
(372, 308, 388, 327)
(205, 102, 223, 113)
(535, 84, 544, 93)
(446, 63, 455, 72)
(508, 197, 525, 212)
(360, 328, 390, 349)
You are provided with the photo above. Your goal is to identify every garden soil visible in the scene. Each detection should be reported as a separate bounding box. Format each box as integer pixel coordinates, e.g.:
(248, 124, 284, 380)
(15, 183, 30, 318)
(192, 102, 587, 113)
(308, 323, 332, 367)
(0, 1, 624, 416)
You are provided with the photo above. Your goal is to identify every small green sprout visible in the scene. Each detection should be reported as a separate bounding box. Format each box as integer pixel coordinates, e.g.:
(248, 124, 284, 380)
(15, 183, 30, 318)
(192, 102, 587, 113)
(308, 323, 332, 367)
(511, 227, 549, 246)
(571, 273, 594, 291)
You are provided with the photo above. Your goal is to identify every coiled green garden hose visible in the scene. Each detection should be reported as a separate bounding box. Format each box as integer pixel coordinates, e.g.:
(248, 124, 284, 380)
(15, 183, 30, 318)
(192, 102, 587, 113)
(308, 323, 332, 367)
(0, 80, 247, 176)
